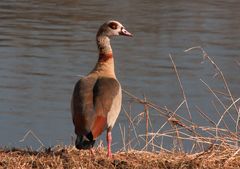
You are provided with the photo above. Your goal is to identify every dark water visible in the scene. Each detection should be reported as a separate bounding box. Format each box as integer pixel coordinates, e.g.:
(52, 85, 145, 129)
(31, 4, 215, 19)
(0, 1, 239, 150)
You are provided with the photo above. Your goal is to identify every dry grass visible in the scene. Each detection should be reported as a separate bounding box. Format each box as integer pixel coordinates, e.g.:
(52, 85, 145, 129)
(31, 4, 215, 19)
(0, 145, 239, 169)
(0, 47, 239, 168)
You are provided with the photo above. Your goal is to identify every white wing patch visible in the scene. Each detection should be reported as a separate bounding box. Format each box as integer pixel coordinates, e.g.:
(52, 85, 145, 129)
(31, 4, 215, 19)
(107, 86, 122, 128)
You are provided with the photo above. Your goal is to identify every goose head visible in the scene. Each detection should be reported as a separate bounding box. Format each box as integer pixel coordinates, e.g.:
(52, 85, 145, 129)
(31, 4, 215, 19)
(97, 20, 132, 37)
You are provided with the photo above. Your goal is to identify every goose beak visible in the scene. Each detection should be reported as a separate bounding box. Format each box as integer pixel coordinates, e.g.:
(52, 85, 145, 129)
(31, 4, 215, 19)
(120, 27, 133, 37)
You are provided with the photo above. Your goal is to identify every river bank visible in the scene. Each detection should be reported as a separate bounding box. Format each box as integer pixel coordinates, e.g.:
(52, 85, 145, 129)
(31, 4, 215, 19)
(0, 145, 239, 169)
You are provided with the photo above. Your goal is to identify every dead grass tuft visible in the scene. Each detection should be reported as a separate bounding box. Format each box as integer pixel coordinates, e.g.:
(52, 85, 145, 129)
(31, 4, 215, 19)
(0, 145, 239, 169)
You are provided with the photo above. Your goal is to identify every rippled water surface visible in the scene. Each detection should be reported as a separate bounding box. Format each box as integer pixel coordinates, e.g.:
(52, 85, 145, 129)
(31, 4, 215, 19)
(0, 1, 239, 150)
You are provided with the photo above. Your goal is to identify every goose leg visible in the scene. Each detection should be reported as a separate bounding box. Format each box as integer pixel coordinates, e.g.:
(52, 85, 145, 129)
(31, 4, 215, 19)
(90, 148, 95, 156)
(106, 129, 112, 157)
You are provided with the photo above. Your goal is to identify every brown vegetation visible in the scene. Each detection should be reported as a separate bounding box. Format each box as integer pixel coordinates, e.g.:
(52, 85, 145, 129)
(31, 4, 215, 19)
(0, 145, 239, 169)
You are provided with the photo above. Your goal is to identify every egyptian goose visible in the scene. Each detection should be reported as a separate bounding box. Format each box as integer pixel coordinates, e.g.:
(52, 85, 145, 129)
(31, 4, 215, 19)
(71, 20, 132, 157)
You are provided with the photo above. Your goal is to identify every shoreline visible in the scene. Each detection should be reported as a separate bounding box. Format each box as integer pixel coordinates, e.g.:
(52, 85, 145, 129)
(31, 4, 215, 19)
(0, 145, 239, 169)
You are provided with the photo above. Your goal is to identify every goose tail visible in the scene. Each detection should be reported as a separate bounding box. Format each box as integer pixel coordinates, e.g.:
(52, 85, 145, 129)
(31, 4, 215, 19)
(75, 132, 95, 149)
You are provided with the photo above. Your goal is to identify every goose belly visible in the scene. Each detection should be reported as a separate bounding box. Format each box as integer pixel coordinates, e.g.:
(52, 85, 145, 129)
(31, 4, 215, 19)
(107, 86, 122, 128)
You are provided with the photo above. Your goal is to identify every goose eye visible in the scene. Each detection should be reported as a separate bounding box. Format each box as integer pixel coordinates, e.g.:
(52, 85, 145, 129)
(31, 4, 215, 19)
(108, 22, 118, 30)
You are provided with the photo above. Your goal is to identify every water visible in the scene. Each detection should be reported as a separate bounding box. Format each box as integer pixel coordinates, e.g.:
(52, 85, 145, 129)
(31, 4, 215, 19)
(0, 1, 239, 150)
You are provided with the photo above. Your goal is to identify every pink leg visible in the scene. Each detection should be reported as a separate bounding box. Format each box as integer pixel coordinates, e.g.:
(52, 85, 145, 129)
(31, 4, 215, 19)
(90, 148, 95, 156)
(106, 130, 112, 158)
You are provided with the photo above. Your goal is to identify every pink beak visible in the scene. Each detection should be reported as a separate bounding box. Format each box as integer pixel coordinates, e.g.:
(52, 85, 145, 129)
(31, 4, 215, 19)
(120, 27, 133, 37)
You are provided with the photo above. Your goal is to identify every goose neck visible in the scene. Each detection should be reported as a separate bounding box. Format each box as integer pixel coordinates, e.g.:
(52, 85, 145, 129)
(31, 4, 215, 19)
(96, 35, 112, 55)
